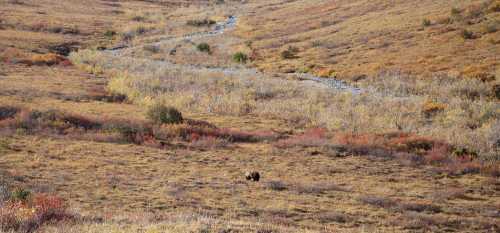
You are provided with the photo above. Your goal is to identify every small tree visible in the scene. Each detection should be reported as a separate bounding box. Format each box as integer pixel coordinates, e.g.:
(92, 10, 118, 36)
(147, 103, 183, 124)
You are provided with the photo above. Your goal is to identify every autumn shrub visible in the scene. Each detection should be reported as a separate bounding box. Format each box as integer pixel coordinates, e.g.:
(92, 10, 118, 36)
(87, 88, 128, 103)
(32, 194, 71, 223)
(189, 136, 229, 150)
(214, 128, 278, 143)
(26, 53, 69, 66)
(102, 119, 152, 144)
(422, 101, 446, 118)
(147, 103, 183, 125)
(70, 50, 499, 162)
(0, 192, 73, 233)
(275, 128, 327, 148)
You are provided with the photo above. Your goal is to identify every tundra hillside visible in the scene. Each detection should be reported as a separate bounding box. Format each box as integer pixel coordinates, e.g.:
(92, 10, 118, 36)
(0, 0, 499, 232)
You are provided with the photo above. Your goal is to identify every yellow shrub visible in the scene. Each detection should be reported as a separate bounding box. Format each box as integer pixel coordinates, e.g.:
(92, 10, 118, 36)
(316, 68, 337, 78)
(30, 53, 67, 66)
(422, 101, 447, 116)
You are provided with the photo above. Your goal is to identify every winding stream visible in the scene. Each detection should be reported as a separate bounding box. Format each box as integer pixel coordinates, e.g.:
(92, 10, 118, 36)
(107, 16, 361, 94)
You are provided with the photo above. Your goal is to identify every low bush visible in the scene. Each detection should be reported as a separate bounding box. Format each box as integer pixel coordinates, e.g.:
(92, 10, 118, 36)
(280, 46, 299, 59)
(20, 53, 70, 66)
(294, 182, 345, 194)
(121, 25, 149, 41)
(0, 106, 19, 121)
(232, 52, 248, 63)
(359, 196, 398, 209)
(422, 19, 431, 27)
(143, 45, 160, 53)
(265, 181, 287, 191)
(104, 30, 117, 38)
(186, 19, 216, 27)
(189, 136, 229, 150)
(451, 7, 462, 16)
(146, 103, 183, 125)
(196, 43, 211, 54)
(275, 128, 327, 148)
(460, 29, 474, 39)
(11, 188, 30, 202)
(0, 190, 73, 233)
(484, 21, 498, 33)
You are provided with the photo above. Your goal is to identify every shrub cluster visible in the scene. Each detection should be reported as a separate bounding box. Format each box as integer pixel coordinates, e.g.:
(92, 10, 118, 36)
(186, 19, 216, 27)
(147, 103, 183, 124)
(0, 188, 73, 233)
(0, 105, 278, 149)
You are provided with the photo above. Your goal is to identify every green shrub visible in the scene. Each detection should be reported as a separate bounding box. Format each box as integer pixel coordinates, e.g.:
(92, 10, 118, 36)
(131, 15, 146, 22)
(489, 3, 500, 12)
(232, 52, 248, 63)
(484, 22, 498, 33)
(422, 19, 431, 27)
(121, 25, 148, 41)
(451, 7, 461, 16)
(12, 188, 30, 202)
(0, 106, 19, 120)
(143, 45, 160, 53)
(493, 83, 500, 100)
(187, 19, 216, 27)
(460, 29, 474, 39)
(147, 104, 183, 124)
(281, 46, 299, 59)
(311, 40, 323, 47)
(104, 30, 116, 39)
(196, 43, 211, 54)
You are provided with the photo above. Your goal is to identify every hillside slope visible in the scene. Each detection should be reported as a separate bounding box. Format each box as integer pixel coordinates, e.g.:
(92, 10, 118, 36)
(236, 0, 499, 80)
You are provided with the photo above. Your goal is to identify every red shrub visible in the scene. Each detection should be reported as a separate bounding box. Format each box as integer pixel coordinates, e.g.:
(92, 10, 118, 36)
(332, 131, 489, 176)
(32, 194, 71, 223)
(334, 133, 381, 148)
(0, 194, 72, 232)
(0, 202, 21, 232)
(275, 128, 328, 148)
(424, 144, 451, 165)
(215, 128, 278, 142)
(189, 136, 229, 150)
